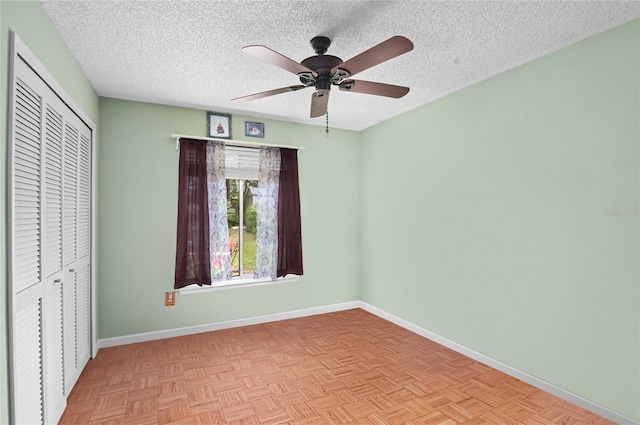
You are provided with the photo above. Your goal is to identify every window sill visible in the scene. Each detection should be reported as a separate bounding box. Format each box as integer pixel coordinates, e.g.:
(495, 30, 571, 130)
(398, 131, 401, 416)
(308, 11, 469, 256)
(178, 275, 300, 295)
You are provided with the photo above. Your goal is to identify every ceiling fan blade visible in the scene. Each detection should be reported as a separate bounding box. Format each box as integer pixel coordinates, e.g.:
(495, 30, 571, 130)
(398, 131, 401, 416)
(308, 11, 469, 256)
(310, 90, 330, 118)
(231, 85, 308, 103)
(331, 36, 414, 77)
(338, 80, 409, 98)
(243, 45, 317, 76)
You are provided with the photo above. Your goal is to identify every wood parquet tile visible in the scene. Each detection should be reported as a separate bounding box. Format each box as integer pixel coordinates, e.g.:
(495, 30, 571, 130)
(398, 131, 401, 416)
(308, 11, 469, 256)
(58, 309, 616, 425)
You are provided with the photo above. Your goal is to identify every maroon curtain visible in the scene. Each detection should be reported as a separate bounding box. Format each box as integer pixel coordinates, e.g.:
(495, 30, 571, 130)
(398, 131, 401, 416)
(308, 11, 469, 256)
(277, 148, 303, 277)
(174, 139, 211, 288)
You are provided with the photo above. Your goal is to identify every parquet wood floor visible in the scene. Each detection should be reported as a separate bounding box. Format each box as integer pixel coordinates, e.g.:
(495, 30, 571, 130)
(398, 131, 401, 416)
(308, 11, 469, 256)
(59, 309, 615, 425)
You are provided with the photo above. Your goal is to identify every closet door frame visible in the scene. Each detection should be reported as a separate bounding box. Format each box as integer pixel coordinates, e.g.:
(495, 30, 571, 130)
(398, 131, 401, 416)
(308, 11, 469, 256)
(7, 32, 97, 423)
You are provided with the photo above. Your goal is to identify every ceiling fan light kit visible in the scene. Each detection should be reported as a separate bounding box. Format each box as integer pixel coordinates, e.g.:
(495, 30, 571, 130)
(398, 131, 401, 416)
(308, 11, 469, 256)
(231, 35, 414, 120)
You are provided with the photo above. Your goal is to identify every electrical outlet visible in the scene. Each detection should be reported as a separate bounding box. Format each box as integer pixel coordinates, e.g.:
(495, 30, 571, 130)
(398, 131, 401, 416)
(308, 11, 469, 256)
(165, 291, 176, 306)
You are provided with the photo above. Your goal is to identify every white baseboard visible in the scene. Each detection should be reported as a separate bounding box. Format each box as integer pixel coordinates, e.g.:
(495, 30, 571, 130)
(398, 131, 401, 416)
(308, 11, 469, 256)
(96, 301, 360, 350)
(95, 299, 637, 425)
(358, 301, 638, 425)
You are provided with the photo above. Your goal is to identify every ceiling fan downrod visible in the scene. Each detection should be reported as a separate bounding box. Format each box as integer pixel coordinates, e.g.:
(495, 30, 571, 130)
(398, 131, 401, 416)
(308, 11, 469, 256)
(310, 36, 331, 55)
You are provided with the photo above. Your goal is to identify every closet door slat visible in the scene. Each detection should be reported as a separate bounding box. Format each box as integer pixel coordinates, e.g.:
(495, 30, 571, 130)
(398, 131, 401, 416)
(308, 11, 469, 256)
(14, 299, 44, 425)
(43, 104, 63, 277)
(44, 279, 65, 420)
(63, 269, 78, 392)
(77, 132, 91, 260)
(13, 77, 42, 294)
(76, 262, 91, 366)
(63, 123, 78, 267)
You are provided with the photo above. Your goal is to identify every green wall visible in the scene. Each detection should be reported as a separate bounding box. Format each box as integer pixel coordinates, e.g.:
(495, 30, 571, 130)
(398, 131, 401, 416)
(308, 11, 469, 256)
(0, 1, 100, 423)
(97, 98, 361, 339)
(360, 20, 639, 420)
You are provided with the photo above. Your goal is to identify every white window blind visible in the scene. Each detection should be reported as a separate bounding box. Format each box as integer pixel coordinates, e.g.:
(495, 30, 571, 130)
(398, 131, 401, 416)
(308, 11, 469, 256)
(225, 145, 259, 180)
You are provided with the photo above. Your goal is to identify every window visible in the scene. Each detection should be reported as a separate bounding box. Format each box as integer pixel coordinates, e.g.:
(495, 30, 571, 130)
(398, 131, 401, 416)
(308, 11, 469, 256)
(225, 146, 259, 278)
(228, 180, 257, 277)
(174, 139, 303, 291)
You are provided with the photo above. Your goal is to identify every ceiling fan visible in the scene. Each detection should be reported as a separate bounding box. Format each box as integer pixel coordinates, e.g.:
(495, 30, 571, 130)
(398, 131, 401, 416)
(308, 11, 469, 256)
(231, 35, 414, 118)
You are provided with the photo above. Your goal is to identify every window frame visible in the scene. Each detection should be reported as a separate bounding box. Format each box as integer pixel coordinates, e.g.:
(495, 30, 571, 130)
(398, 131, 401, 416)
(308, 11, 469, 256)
(178, 274, 299, 294)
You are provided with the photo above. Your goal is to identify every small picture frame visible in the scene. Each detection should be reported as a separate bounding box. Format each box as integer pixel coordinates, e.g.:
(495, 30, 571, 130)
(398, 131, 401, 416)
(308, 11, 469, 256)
(245, 121, 265, 138)
(207, 111, 232, 139)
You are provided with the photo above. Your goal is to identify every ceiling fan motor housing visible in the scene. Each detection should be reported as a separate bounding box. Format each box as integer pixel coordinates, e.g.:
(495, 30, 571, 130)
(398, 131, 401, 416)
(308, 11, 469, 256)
(300, 55, 343, 90)
(300, 55, 343, 75)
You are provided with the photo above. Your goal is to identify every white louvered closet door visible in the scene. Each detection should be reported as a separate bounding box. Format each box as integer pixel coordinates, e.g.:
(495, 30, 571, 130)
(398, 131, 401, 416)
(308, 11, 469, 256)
(62, 121, 79, 393)
(61, 115, 93, 392)
(42, 92, 67, 423)
(10, 47, 93, 425)
(76, 130, 92, 366)
(12, 61, 46, 425)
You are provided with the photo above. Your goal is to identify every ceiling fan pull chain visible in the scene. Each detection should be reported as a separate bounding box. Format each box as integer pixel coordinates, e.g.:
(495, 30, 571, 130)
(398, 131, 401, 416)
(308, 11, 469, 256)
(326, 110, 329, 137)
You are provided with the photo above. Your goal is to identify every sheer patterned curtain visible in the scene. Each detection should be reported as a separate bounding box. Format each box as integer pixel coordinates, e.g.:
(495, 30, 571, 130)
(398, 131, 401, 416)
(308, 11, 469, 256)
(277, 148, 303, 277)
(254, 147, 281, 279)
(207, 141, 232, 281)
(174, 139, 211, 288)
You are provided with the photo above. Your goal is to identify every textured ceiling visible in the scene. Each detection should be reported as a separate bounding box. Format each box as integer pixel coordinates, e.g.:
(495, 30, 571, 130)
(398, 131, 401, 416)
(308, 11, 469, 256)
(41, 1, 640, 132)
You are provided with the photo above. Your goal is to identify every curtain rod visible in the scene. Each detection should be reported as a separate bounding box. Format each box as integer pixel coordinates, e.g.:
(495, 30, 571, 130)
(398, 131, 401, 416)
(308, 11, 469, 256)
(171, 134, 305, 151)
